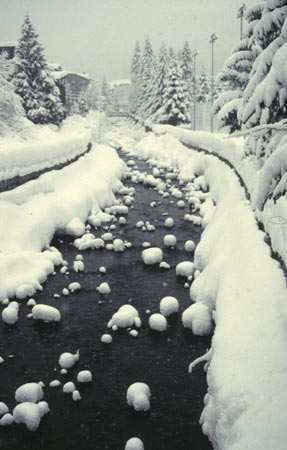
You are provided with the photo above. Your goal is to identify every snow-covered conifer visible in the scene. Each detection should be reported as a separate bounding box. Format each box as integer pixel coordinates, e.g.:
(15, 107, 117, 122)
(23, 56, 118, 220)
(130, 41, 142, 114)
(179, 41, 194, 96)
(157, 60, 191, 126)
(13, 14, 64, 125)
(145, 42, 169, 122)
(241, 1, 287, 129)
(137, 37, 155, 119)
(196, 67, 211, 103)
(213, 3, 263, 133)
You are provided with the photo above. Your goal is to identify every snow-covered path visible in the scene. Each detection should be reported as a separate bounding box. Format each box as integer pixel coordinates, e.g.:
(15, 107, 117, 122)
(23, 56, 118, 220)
(0, 147, 212, 449)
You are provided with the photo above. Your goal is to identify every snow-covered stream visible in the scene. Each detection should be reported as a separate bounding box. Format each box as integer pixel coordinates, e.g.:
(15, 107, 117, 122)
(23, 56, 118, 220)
(0, 150, 212, 450)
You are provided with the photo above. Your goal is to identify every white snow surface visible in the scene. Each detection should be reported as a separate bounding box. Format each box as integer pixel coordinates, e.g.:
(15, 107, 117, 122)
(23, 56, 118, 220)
(0, 142, 125, 301)
(116, 126, 287, 450)
(0, 116, 91, 182)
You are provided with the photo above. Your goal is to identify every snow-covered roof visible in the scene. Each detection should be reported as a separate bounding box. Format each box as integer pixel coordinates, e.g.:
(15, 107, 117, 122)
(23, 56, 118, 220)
(0, 41, 17, 48)
(110, 79, 131, 88)
(52, 70, 90, 81)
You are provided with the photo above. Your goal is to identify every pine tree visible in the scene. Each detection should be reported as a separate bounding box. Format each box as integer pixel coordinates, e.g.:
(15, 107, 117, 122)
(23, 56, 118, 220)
(213, 3, 263, 133)
(157, 60, 191, 126)
(130, 41, 142, 114)
(179, 41, 194, 96)
(196, 68, 211, 103)
(13, 14, 64, 125)
(137, 37, 155, 119)
(145, 42, 169, 122)
(241, 0, 287, 128)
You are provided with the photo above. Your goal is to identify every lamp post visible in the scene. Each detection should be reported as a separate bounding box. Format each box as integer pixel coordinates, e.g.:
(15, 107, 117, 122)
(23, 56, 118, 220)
(209, 32, 218, 133)
(237, 3, 246, 40)
(192, 49, 199, 131)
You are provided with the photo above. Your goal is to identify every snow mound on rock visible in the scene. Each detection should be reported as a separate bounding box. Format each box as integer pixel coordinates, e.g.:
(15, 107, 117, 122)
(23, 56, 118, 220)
(159, 296, 179, 316)
(142, 247, 163, 265)
(127, 382, 151, 412)
(13, 401, 49, 431)
(15, 383, 44, 403)
(182, 303, 212, 335)
(108, 305, 141, 329)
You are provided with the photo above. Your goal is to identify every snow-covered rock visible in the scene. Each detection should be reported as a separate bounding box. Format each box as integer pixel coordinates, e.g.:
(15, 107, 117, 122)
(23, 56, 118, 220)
(73, 260, 84, 272)
(32, 305, 61, 322)
(68, 282, 81, 293)
(63, 382, 76, 394)
(149, 313, 168, 332)
(182, 303, 212, 335)
(164, 217, 174, 228)
(176, 261, 194, 277)
(127, 382, 151, 412)
(113, 238, 125, 252)
(72, 390, 82, 401)
(159, 296, 179, 316)
(108, 305, 141, 329)
(49, 380, 61, 388)
(101, 334, 112, 344)
(184, 240, 196, 252)
(0, 402, 9, 416)
(163, 234, 177, 247)
(125, 437, 144, 450)
(13, 401, 49, 431)
(77, 370, 92, 383)
(96, 282, 111, 294)
(159, 261, 171, 270)
(142, 247, 163, 265)
(15, 383, 44, 403)
(58, 350, 79, 369)
(0, 413, 14, 426)
(2, 302, 19, 325)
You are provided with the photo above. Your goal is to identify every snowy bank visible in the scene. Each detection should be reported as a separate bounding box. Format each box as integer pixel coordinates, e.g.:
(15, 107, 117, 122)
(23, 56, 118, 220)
(122, 130, 287, 450)
(0, 116, 92, 183)
(0, 143, 126, 300)
(153, 124, 287, 268)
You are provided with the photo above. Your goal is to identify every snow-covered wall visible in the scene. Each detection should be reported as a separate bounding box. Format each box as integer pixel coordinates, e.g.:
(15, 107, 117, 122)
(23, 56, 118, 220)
(0, 116, 92, 183)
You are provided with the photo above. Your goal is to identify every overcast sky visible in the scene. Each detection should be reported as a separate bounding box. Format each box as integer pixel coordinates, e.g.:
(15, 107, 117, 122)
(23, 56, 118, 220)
(0, 0, 258, 81)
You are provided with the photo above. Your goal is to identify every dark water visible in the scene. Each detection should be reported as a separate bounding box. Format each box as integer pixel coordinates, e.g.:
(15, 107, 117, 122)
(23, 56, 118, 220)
(0, 151, 212, 450)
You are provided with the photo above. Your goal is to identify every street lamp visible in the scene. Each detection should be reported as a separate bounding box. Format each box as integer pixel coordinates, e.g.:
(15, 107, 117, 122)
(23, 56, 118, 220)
(192, 49, 199, 131)
(209, 32, 218, 133)
(237, 3, 246, 40)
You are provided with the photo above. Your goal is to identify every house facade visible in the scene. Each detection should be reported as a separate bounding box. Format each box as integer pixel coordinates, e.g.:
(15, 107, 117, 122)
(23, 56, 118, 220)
(52, 67, 91, 113)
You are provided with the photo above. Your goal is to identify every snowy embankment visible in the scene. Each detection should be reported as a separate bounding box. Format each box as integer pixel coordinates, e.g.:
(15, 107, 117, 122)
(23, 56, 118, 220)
(0, 115, 92, 183)
(120, 131, 287, 450)
(0, 143, 126, 300)
(153, 124, 287, 267)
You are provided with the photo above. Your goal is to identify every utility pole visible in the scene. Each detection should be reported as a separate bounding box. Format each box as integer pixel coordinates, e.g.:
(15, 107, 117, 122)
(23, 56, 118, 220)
(237, 3, 246, 40)
(209, 32, 218, 133)
(192, 49, 199, 131)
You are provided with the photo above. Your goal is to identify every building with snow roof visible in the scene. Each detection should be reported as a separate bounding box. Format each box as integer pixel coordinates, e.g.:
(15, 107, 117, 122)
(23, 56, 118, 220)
(0, 41, 17, 59)
(51, 66, 91, 113)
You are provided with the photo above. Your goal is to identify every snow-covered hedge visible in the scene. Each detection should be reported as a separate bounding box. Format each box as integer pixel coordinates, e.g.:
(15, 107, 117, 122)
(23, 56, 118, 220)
(0, 115, 92, 182)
